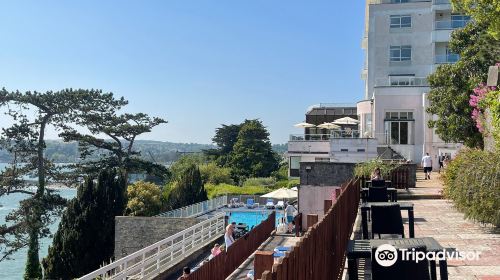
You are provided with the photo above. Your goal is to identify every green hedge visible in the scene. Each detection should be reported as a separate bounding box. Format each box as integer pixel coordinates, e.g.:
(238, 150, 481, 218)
(205, 183, 271, 199)
(442, 148, 500, 227)
(354, 159, 402, 178)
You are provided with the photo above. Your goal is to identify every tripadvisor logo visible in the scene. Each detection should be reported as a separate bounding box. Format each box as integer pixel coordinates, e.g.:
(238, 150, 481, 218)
(375, 244, 398, 267)
(375, 244, 481, 267)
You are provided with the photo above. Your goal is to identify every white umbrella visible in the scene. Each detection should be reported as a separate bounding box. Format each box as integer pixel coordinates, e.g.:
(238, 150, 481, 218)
(332, 117, 360, 125)
(261, 188, 298, 199)
(317, 122, 341, 129)
(294, 122, 316, 128)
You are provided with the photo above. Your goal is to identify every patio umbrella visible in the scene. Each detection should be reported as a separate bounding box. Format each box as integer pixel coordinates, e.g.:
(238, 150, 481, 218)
(317, 122, 341, 129)
(293, 122, 316, 128)
(332, 117, 360, 125)
(261, 188, 298, 200)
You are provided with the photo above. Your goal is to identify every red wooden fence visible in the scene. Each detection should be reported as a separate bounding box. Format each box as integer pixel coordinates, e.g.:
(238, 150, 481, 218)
(257, 179, 360, 280)
(185, 211, 276, 280)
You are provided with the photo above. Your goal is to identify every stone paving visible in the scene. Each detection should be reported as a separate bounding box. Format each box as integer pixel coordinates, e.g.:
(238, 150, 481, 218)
(346, 172, 500, 280)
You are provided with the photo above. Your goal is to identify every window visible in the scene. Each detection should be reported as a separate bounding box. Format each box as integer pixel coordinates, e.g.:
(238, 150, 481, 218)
(390, 46, 411, 61)
(290, 156, 301, 170)
(390, 15, 411, 28)
(357, 149, 366, 152)
(451, 15, 471, 28)
(391, 0, 409, 3)
(340, 149, 349, 152)
(315, 157, 330, 162)
(385, 111, 414, 120)
(384, 111, 414, 145)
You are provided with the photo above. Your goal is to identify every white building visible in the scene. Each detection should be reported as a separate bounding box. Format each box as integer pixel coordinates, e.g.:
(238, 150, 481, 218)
(357, 0, 467, 167)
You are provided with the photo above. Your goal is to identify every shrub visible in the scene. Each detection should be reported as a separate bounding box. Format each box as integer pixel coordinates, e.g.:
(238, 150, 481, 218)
(354, 159, 402, 179)
(199, 162, 234, 185)
(205, 183, 270, 199)
(243, 177, 277, 187)
(442, 148, 500, 227)
(126, 181, 162, 216)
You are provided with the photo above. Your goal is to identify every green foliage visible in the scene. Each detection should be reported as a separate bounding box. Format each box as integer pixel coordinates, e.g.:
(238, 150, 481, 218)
(442, 149, 500, 226)
(204, 183, 271, 199)
(42, 169, 127, 279)
(229, 120, 279, 181)
(204, 124, 242, 166)
(164, 164, 208, 210)
(451, 0, 500, 40)
(479, 90, 500, 149)
(24, 231, 42, 280)
(199, 162, 234, 185)
(354, 159, 402, 178)
(243, 177, 277, 187)
(426, 21, 500, 148)
(126, 181, 162, 216)
(272, 161, 289, 181)
(168, 154, 206, 182)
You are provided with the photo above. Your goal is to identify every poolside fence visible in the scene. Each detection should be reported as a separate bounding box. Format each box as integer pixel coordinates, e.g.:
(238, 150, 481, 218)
(185, 211, 276, 280)
(257, 178, 360, 280)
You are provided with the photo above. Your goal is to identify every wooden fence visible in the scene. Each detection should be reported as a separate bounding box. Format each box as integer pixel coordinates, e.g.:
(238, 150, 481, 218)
(361, 165, 413, 189)
(257, 179, 360, 280)
(185, 211, 276, 280)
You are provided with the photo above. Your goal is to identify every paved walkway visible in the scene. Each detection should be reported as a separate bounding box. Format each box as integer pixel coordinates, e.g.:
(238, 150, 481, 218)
(347, 172, 500, 280)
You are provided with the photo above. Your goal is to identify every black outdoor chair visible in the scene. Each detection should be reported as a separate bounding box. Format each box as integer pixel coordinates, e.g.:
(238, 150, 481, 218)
(368, 187, 389, 202)
(371, 179, 386, 187)
(371, 245, 432, 280)
(371, 203, 405, 239)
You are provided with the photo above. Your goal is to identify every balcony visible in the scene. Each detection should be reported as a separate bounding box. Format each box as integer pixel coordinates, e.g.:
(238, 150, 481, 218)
(375, 76, 429, 87)
(435, 53, 459, 64)
(370, 0, 429, 3)
(435, 19, 470, 30)
(289, 131, 361, 141)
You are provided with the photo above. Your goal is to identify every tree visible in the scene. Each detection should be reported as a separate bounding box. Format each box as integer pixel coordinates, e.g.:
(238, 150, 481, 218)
(42, 169, 127, 279)
(125, 181, 162, 216)
(229, 119, 279, 181)
(60, 112, 168, 182)
(426, 21, 500, 148)
(165, 164, 207, 210)
(204, 124, 242, 166)
(199, 162, 234, 185)
(451, 0, 500, 40)
(0, 88, 124, 276)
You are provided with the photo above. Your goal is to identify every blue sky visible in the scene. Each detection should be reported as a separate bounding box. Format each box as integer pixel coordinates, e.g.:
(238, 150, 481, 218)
(0, 0, 365, 144)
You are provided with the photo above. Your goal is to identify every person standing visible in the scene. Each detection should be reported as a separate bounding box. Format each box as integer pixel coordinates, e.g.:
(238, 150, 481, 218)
(421, 152, 433, 180)
(438, 154, 444, 173)
(285, 203, 296, 228)
(224, 224, 235, 248)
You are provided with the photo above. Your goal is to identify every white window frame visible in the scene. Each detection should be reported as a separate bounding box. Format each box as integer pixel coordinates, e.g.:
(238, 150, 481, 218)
(390, 45, 412, 62)
(390, 15, 412, 28)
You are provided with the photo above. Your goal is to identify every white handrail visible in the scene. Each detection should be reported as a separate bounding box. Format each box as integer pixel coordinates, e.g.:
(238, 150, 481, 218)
(79, 213, 226, 280)
(156, 195, 228, 218)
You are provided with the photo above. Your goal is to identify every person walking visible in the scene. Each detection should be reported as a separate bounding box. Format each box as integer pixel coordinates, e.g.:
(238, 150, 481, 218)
(438, 154, 444, 173)
(421, 152, 433, 180)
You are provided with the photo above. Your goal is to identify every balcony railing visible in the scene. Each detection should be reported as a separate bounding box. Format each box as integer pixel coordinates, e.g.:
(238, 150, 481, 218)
(433, 0, 450, 4)
(435, 19, 470, 30)
(435, 54, 459, 64)
(290, 131, 361, 141)
(375, 76, 429, 87)
(155, 196, 227, 218)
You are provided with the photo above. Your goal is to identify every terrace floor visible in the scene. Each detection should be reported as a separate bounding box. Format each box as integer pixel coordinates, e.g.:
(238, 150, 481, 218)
(227, 234, 300, 280)
(346, 173, 500, 280)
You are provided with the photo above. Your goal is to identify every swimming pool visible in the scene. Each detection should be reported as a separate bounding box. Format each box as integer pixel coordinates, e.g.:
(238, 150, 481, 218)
(227, 210, 284, 229)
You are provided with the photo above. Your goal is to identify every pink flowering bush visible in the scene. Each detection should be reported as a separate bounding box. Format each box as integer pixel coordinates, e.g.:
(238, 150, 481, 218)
(469, 83, 495, 132)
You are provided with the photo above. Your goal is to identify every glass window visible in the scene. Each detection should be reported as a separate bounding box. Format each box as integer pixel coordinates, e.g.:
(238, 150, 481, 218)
(390, 122, 400, 144)
(390, 15, 411, 28)
(400, 112, 408, 119)
(408, 112, 413, 119)
(400, 122, 408, 144)
(390, 46, 411, 61)
(390, 112, 399, 119)
(290, 157, 301, 170)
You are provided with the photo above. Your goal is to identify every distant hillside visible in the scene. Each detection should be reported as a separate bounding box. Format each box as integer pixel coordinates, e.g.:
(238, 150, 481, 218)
(0, 140, 215, 163)
(0, 140, 288, 163)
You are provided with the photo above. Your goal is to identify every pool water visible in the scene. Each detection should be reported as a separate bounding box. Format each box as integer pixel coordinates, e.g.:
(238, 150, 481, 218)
(227, 210, 284, 229)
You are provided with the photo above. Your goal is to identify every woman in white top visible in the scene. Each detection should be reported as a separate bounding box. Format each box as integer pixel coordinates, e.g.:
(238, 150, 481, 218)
(224, 224, 235, 248)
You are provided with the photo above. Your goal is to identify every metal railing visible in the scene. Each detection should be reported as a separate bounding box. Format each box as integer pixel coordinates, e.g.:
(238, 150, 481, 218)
(290, 131, 361, 141)
(375, 76, 429, 87)
(435, 53, 459, 64)
(435, 19, 470, 30)
(433, 0, 450, 4)
(156, 196, 227, 218)
(79, 213, 226, 280)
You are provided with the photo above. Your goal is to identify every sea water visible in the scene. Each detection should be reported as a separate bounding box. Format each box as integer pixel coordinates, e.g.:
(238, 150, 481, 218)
(0, 163, 77, 279)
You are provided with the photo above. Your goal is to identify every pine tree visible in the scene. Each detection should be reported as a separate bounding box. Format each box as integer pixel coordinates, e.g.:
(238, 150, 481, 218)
(167, 164, 208, 210)
(42, 169, 127, 279)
